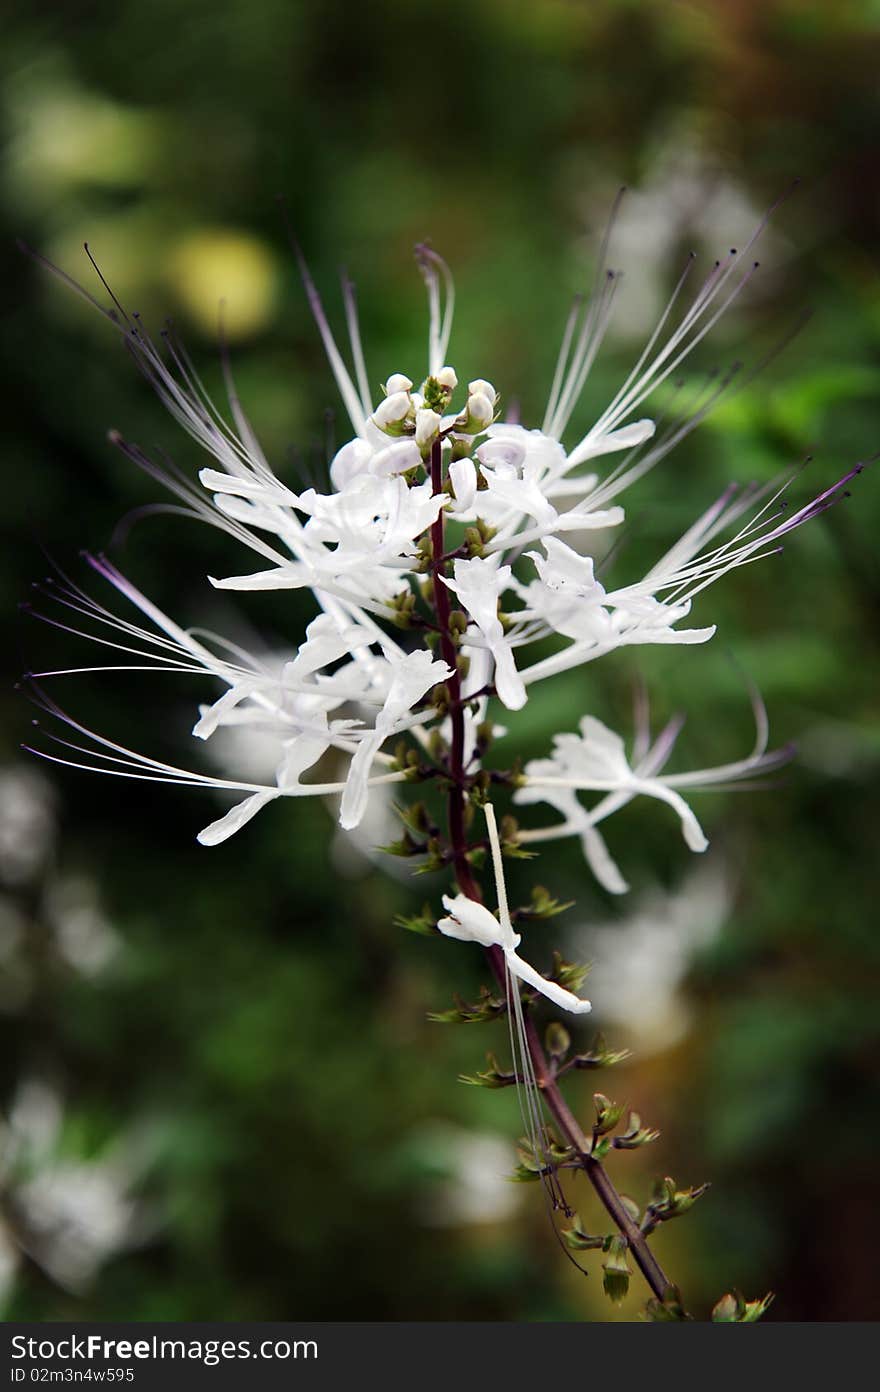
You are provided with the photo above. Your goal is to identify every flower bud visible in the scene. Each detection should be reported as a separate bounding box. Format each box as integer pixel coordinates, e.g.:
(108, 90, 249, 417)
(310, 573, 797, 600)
(415, 407, 442, 449)
(448, 456, 478, 510)
(466, 392, 495, 431)
(435, 365, 458, 391)
(372, 390, 412, 433)
(384, 373, 413, 395)
(468, 379, 496, 402)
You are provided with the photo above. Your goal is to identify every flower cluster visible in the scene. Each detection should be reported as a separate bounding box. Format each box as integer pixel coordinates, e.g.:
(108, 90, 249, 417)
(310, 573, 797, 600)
(23, 226, 861, 1014)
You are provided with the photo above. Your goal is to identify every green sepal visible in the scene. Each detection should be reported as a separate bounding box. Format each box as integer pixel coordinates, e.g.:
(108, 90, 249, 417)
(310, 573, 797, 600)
(562, 1215, 609, 1253)
(549, 951, 590, 993)
(511, 1131, 574, 1182)
(393, 801, 436, 837)
(642, 1175, 710, 1233)
(501, 842, 538, 860)
(545, 1021, 571, 1061)
(570, 1033, 632, 1070)
(593, 1092, 626, 1137)
(712, 1290, 774, 1323)
(393, 902, 437, 936)
(463, 527, 486, 558)
(618, 1193, 642, 1224)
(427, 985, 507, 1025)
(378, 830, 425, 858)
(613, 1111, 660, 1149)
(602, 1235, 632, 1304)
(388, 588, 417, 629)
(644, 1285, 690, 1322)
(390, 739, 423, 774)
(516, 884, 575, 921)
(458, 1052, 519, 1089)
(411, 836, 448, 874)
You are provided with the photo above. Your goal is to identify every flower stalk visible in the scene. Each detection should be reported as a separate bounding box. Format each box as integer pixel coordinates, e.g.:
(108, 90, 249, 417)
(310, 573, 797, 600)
(427, 433, 675, 1306)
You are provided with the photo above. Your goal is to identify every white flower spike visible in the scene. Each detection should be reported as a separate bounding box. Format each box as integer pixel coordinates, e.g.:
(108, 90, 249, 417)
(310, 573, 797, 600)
(22, 218, 862, 861)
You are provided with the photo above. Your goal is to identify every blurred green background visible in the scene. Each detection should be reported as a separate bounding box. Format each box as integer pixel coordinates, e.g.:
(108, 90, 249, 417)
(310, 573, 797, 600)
(1, 0, 879, 1322)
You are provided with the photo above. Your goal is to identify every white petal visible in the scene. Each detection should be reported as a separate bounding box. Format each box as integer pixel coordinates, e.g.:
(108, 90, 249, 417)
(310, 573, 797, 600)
(492, 643, 527, 711)
(625, 624, 716, 646)
(437, 893, 519, 951)
(637, 780, 709, 852)
(569, 418, 655, 466)
(210, 568, 305, 591)
(505, 949, 592, 1014)
(338, 732, 381, 830)
(580, 824, 629, 895)
(448, 456, 478, 511)
(197, 790, 278, 846)
(437, 894, 506, 948)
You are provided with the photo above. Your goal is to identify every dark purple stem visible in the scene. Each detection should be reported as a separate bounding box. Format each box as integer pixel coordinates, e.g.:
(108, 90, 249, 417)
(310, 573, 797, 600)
(428, 436, 674, 1304)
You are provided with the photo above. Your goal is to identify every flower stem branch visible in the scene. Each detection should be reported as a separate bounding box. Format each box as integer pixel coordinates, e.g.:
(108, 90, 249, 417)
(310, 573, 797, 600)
(428, 434, 676, 1307)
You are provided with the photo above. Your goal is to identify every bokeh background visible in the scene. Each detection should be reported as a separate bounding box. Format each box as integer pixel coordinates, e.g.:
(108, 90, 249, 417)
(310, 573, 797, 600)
(1, 0, 879, 1322)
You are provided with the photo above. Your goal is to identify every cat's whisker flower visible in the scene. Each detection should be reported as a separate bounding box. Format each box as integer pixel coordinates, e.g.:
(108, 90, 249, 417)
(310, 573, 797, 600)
(21, 215, 864, 855)
(515, 691, 793, 892)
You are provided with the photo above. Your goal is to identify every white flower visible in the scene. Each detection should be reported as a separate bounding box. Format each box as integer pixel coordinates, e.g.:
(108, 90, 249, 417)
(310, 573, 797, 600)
(339, 647, 451, 829)
(515, 694, 793, 892)
(206, 472, 444, 608)
(513, 537, 612, 644)
(437, 803, 591, 1015)
(442, 557, 526, 711)
(520, 714, 711, 854)
(24, 556, 443, 844)
(329, 432, 421, 489)
(511, 535, 715, 667)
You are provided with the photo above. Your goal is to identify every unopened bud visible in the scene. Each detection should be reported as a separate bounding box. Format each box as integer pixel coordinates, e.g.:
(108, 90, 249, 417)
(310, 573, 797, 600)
(373, 391, 412, 432)
(435, 365, 458, 391)
(466, 392, 495, 431)
(384, 373, 412, 395)
(415, 407, 442, 449)
(468, 378, 496, 402)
